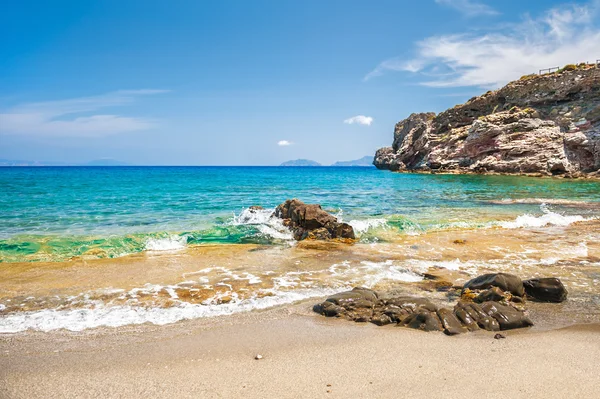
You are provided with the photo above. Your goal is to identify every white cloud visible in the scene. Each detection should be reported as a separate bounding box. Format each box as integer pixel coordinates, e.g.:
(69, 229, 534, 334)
(344, 115, 374, 126)
(0, 90, 168, 137)
(365, 1, 600, 88)
(435, 0, 499, 17)
(277, 140, 293, 146)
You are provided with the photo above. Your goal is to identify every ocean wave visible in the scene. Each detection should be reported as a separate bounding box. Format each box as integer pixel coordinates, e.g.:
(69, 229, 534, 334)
(499, 205, 590, 229)
(145, 235, 187, 251)
(231, 208, 293, 241)
(347, 218, 388, 234)
(0, 287, 340, 333)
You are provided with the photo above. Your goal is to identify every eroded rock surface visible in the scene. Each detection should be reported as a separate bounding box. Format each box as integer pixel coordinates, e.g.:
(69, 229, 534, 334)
(374, 66, 600, 177)
(273, 199, 355, 241)
(314, 273, 566, 335)
(313, 287, 533, 335)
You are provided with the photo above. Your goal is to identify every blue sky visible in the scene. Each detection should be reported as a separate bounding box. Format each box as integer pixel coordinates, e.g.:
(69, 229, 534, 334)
(1, 0, 599, 165)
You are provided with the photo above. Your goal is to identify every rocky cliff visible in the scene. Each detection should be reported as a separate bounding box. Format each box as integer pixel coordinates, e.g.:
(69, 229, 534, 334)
(374, 64, 600, 177)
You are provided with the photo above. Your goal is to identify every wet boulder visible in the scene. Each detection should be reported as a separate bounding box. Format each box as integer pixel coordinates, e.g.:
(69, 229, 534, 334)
(474, 287, 509, 303)
(463, 273, 525, 297)
(325, 287, 378, 306)
(313, 301, 344, 317)
(480, 301, 533, 330)
(437, 308, 468, 335)
(274, 199, 355, 241)
(454, 302, 500, 331)
(401, 311, 443, 332)
(523, 278, 568, 303)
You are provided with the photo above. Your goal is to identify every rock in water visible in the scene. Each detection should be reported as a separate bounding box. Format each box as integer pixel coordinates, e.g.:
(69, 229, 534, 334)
(523, 278, 568, 303)
(463, 273, 525, 297)
(273, 199, 355, 241)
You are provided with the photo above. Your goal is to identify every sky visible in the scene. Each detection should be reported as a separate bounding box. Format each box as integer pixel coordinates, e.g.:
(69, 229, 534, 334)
(1, 0, 599, 165)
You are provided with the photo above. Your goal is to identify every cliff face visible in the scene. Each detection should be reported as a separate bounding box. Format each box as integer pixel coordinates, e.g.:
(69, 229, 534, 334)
(374, 65, 600, 177)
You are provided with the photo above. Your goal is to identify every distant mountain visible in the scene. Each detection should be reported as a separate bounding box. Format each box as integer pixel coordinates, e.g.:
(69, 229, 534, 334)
(331, 156, 374, 167)
(280, 159, 322, 167)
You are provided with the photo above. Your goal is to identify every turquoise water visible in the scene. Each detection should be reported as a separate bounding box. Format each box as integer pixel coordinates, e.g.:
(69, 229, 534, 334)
(1, 166, 599, 262)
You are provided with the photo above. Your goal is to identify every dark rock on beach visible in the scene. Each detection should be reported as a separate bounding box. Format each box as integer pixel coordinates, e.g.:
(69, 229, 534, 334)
(463, 273, 525, 297)
(523, 278, 568, 303)
(274, 199, 355, 241)
(314, 288, 532, 334)
(313, 273, 568, 335)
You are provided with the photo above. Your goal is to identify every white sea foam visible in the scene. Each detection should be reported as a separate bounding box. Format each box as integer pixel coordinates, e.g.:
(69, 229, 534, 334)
(0, 288, 342, 333)
(145, 235, 187, 251)
(347, 218, 388, 234)
(500, 209, 588, 229)
(231, 208, 293, 241)
(357, 260, 423, 287)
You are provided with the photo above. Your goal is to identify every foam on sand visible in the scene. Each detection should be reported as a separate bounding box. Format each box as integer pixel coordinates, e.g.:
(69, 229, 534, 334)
(0, 287, 341, 333)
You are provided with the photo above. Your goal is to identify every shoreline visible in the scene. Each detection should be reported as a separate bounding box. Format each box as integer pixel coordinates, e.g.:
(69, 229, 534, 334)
(376, 168, 600, 181)
(2, 300, 600, 398)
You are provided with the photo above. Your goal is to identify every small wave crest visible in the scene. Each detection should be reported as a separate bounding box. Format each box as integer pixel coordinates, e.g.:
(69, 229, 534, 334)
(231, 208, 293, 241)
(145, 235, 188, 251)
(347, 218, 388, 234)
(500, 204, 590, 229)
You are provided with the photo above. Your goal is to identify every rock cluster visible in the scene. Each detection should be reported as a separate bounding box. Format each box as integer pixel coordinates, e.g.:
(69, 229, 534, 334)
(374, 65, 600, 177)
(314, 272, 567, 335)
(273, 199, 355, 241)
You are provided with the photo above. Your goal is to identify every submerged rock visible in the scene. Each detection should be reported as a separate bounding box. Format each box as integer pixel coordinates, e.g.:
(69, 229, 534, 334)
(273, 199, 355, 241)
(523, 278, 568, 303)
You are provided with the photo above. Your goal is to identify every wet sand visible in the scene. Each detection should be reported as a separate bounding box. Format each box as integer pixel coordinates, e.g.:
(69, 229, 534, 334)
(1, 301, 600, 399)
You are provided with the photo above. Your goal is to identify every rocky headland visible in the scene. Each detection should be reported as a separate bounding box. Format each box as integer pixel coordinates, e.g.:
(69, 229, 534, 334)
(374, 64, 600, 178)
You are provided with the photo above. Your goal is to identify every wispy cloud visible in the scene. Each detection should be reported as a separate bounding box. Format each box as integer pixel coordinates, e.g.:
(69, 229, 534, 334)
(344, 115, 373, 126)
(0, 90, 168, 137)
(277, 140, 293, 146)
(434, 0, 499, 17)
(365, 1, 600, 88)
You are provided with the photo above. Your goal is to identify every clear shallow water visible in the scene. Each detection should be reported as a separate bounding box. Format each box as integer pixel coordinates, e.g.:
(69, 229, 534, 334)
(1, 166, 599, 262)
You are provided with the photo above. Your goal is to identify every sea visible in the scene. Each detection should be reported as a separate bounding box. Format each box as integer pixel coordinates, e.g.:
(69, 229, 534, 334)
(1, 166, 599, 333)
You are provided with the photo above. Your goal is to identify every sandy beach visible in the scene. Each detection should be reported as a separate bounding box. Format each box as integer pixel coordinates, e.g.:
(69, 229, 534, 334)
(2, 299, 600, 399)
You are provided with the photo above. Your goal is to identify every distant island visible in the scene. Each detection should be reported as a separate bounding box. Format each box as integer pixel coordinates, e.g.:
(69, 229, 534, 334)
(331, 156, 374, 167)
(280, 156, 374, 167)
(279, 159, 322, 167)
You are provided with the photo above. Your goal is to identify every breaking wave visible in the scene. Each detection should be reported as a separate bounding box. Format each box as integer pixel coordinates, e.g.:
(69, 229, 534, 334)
(499, 205, 591, 229)
(231, 208, 293, 241)
(145, 235, 187, 251)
